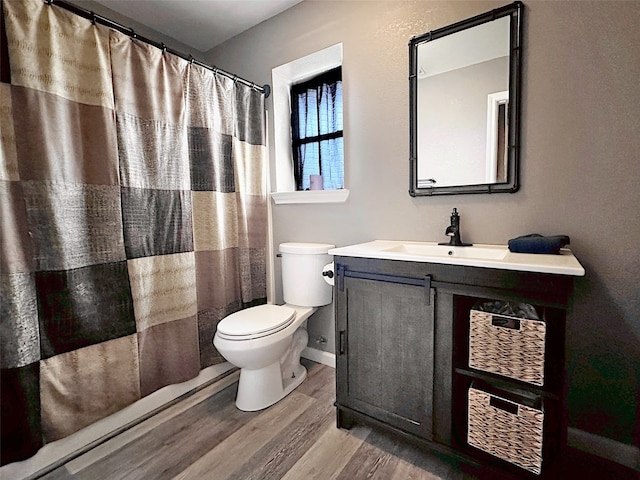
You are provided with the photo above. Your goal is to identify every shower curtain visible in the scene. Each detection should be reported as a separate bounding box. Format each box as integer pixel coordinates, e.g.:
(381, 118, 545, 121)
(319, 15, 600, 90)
(1, 0, 267, 465)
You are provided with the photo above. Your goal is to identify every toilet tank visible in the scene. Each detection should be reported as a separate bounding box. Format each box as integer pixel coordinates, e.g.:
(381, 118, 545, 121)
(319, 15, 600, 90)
(279, 242, 334, 307)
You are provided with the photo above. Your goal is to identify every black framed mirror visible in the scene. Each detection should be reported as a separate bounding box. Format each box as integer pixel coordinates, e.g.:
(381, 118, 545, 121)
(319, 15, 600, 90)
(409, 2, 523, 196)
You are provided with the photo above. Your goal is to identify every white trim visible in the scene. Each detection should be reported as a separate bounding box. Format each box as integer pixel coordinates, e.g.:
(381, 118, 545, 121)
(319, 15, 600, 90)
(271, 189, 349, 205)
(302, 346, 336, 368)
(271, 43, 344, 195)
(265, 115, 276, 303)
(485, 90, 509, 183)
(568, 427, 640, 470)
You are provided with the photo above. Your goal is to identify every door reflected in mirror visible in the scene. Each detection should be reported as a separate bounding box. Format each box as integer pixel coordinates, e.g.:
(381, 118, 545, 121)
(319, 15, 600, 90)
(409, 2, 522, 196)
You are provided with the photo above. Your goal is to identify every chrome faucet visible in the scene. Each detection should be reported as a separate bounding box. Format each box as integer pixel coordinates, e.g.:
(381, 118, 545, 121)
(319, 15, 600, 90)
(439, 208, 472, 246)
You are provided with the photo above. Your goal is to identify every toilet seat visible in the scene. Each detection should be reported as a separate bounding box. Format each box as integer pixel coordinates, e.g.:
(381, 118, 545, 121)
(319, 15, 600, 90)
(216, 304, 297, 340)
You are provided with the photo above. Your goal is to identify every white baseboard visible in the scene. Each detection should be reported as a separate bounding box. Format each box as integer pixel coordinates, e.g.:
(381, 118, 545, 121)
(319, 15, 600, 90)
(568, 427, 640, 471)
(302, 346, 336, 368)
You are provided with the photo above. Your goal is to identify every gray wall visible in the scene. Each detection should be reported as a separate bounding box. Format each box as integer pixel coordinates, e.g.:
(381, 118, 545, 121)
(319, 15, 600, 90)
(206, 0, 639, 448)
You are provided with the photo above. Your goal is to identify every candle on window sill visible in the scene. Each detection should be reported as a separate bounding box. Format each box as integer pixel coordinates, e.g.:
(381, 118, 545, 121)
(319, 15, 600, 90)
(310, 175, 324, 190)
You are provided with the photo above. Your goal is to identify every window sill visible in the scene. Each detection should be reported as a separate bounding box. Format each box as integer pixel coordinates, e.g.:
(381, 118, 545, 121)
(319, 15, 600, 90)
(270, 189, 350, 205)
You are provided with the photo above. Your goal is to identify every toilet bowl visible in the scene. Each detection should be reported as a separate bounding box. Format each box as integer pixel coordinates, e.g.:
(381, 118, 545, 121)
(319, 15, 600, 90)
(213, 242, 334, 411)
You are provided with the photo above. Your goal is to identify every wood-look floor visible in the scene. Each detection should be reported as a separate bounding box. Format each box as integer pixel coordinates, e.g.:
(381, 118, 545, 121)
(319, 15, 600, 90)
(37, 360, 639, 480)
(37, 360, 473, 480)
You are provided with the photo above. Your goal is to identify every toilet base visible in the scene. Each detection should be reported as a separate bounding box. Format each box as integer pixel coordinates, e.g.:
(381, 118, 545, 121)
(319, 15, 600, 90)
(233, 325, 309, 411)
(235, 362, 307, 411)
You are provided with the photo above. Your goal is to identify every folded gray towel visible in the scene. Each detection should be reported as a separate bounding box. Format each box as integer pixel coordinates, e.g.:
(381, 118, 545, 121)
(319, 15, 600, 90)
(508, 234, 570, 254)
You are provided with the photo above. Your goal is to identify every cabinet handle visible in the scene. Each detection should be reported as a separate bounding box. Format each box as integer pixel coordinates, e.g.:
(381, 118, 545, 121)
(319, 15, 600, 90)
(424, 274, 432, 305)
(337, 264, 346, 291)
(339, 330, 346, 355)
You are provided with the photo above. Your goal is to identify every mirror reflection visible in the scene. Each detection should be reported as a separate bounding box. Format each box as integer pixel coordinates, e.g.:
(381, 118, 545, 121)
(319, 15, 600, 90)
(409, 2, 522, 196)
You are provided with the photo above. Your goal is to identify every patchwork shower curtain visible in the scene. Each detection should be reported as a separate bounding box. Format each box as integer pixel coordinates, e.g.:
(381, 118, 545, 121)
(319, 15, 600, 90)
(1, 0, 267, 465)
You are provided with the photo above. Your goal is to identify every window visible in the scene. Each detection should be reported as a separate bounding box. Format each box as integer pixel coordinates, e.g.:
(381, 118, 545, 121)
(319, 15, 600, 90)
(290, 67, 343, 191)
(271, 43, 348, 204)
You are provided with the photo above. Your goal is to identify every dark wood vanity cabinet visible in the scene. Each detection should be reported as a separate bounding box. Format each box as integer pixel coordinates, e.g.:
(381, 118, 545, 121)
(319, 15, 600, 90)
(334, 255, 576, 477)
(334, 259, 436, 439)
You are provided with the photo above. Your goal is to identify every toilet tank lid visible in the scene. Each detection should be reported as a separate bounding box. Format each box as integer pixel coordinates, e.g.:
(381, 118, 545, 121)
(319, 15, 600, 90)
(279, 242, 335, 254)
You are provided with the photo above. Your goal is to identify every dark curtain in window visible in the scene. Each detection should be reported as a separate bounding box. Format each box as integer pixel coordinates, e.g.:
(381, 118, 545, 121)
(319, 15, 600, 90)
(291, 67, 343, 190)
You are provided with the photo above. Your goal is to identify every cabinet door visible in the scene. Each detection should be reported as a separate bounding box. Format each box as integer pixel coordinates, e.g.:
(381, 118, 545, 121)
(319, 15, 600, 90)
(337, 273, 435, 439)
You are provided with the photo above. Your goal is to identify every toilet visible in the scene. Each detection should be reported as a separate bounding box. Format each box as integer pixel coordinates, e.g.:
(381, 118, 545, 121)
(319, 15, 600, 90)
(213, 242, 334, 411)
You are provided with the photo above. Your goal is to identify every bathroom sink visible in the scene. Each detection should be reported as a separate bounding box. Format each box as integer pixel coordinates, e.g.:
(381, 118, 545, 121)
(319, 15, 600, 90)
(328, 240, 586, 276)
(383, 243, 507, 260)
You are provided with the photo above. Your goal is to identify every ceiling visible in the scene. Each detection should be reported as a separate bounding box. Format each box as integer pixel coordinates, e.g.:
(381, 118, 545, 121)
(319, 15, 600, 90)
(94, 0, 304, 52)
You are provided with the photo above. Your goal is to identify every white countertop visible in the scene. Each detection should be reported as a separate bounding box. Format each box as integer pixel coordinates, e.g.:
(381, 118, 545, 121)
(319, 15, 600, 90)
(328, 240, 585, 276)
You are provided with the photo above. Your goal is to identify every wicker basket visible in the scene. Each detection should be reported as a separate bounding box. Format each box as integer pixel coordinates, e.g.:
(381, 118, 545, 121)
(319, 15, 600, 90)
(469, 309, 546, 386)
(467, 387, 544, 475)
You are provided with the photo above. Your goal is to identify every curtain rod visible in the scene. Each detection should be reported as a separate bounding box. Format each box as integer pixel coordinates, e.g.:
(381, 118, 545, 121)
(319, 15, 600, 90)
(45, 0, 271, 97)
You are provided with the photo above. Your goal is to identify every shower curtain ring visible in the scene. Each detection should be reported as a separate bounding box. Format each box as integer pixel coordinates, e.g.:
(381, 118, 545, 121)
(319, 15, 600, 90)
(130, 28, 137, 41)
(45, 0, 53, 5)
(161, 43, 167, 53)
(189, 55, 195, 64)
(90, 11, 96, 25)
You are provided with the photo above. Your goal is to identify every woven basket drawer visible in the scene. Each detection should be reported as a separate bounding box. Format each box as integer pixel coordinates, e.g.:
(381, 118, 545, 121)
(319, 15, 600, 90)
(467, 387, 544, 475)
(469, 310, 546, 386)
